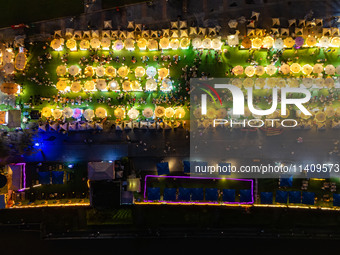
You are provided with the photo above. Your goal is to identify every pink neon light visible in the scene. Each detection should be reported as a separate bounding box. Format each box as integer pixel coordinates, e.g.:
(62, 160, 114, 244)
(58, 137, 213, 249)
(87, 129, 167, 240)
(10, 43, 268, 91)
(15, 163, 26, 192)
(143, 175, 254, 205)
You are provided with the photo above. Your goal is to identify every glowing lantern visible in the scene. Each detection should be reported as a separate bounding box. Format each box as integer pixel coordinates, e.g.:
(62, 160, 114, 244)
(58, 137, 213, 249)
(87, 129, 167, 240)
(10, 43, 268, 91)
(252, 38, 263, 48)
(41, 107, 52, 118)
(284, 37, 295, 48)
(232, 65, 243, 76)
(56, 80, 68, 91)
(84, 66, 94, 77)
(170, 39, 180, 49)
(52, 109, 63, 119)
(135, 66, 146, 78)
(164, 107, 175, 118)
(159, 37, 170, 49)
(262, 36, 274, 48)
(96, 79, 107, 91)
(245, 66, 255, 77)
(124, 39, 135, 50)
(95, 107, 107, 118)
(266, 65, 277, 76)
(145, 79, 157, 91)
(174, 107, 185, 119)
(122, 80, 131, 91)
(302, 64, 313, 75)
(192, 38, 202, 48)
(143, 108, 154, 118)
(66, 39, 77, 51)
(114, 107, 125, 118)
(84, 80, 95, 91)
(70, 82, 82, 93)
(56, 65, 67, 76)
(154, 106, 165, 118)
(84, 109, 95, 121)
(180, 38, 190, 48)
(105, 66, 116, 77)
(290, 63, 301, 74)
(118, 66, 129, 78)
(127, 108, 139, 119)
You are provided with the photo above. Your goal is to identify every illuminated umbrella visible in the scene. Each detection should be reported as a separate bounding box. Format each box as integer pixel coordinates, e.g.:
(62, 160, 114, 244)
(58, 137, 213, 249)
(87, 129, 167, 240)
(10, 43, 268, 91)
(79, 40, 90, 50)
(296, 110, 311, 120)
(3, 51, 14, 63)
(124, 39, 135, 50)
(255, 66, 265, 76)
(52, 109, 63, 119)
(252, 38, 263, 48)
(287, 78, 300, 88)
(161, 78, 172, 91)
(216, 108, 228, 119)
(290, 63, 301, 74)
(118, 66, 129, 78)
(280, 64, 290, 75)
(274, 38, 284, 49)
(262, 36, 274, 48)
(114, 107, 125, 118)
(243, 78, 254, 88)
(50, 39, 61, 50)
(306, 36, 317, 47)
(241, 37, 251, 48)
(319, 36, 330, 48)
(41, 107, 52, 118)
(325, 106, 335, 117)
(331, 37, 340, 47)
(137, 38, 147, 49)
(90, 38, 101, 49)
(127, 108, 139, 120)
(192, 38, 202, 48)
(302, 78, 313, 88)
(336, 65, 340, 75)
(96, 79, 107, 90)
(68, 65, 80, 76)
(267, 78, 278, 88)
(313, 64, 323, 74)
(56, 65, 67, 76)
(101, 37, 111, 48)
(108, 80, 119, 90)
(145, 79, 157, 90)
(232, 65, 243, 76)
(266, 64, 277, 76)
(70, 82, 82, 93)
(105, 66, 116, 77)
(245, 66, 255, 77)
(155, 106, 165, 118)
(95, 107, 107, 118)
(83, 109, 94, 121)
(159, 37, 170, 49)
(164, 107, 175, 118)
(114, 40, 124, 50)
(295, 37, 304, 47)
(66, 39, 77, 50)
(211, 38, 222, 50)
(170, 39, 180, 49)
(315, 78, 324, 88)
(56, 80, 68, 91)
(174, 107, 186, 119)
(147, 39, 158, 50)
(267, 110, 279, 119)
(277, 78, 286, 88)
(84, 80, 95, 91)
(14, 52, 26, 70)
(202, 38, 212, 49)
(284, 37, 295, 48)
(206, 108, 217, 119)
(94, 66, 105, 78)
(131, 80, 141, 91)
(63, 107, 73, 118)
(146, 66, 157, 77)
(135, 66, 145, 78)
(325, 64, 335, 75)
(158, 68, 169, 78)
(122, 80, 131, 91)
(255, 78, 266, 88)
(73, 108, 82, 119)
(315, 111, 326, 122)
(180, 38, 190, 48)
(0, 83, 19, 95)
(193, 108, 202, 119)
(143, 108, 154, 118)
(84, 66, 94, 77)
(232, 78, 242, 88)
(280, 109, 290, 118)
(302, 64, 313, 75)
(3, 63, 14, 74)
(324, 77, 334, 88)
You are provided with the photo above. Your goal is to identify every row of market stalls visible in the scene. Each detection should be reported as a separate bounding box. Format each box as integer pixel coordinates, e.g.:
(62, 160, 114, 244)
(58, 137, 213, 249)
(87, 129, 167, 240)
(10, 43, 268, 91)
(50, 37, 223, 51)
(40, 106, 186, 120)
(50, 35, 340, 52)
(55, 78, 172, 92)
(57, 65, 168, 78)
(232, 64, 340, 78)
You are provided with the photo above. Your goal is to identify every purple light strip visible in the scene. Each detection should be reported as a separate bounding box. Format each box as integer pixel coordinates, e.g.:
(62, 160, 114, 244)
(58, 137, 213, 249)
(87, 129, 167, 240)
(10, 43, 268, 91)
(143, 175, 254, 205)
(16, 163, 26, 192)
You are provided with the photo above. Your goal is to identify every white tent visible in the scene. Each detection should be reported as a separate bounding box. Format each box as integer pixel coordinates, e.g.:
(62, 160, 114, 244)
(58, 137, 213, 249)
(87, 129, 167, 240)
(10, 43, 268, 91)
(288, 19, 296, 27)
(189, 27, 197, 35)
(124, 121, 132, 130)
(272, 18, 280, 26)
(104, 20, 112, 29)
(88, 162, 115, 181)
